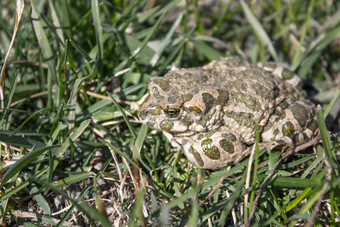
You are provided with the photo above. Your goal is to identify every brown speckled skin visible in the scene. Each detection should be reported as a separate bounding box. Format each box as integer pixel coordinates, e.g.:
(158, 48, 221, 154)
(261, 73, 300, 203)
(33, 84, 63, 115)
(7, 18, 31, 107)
(139, 57, 317, 169)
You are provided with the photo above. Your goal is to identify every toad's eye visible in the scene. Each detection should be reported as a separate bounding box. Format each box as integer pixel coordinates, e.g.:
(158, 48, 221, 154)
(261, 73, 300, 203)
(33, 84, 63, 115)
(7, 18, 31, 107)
(163, 107, 181, 119)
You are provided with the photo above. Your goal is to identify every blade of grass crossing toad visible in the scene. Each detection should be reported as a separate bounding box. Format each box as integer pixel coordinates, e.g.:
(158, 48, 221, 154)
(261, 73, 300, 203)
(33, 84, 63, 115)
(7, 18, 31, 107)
(0, 145, 60, 188)
(150, 12, 183, 66)
(240, 0, 278, 61)
(31, 1, 58, 85)
(107, 92, 137, 138)
(133, 124, 148, 161)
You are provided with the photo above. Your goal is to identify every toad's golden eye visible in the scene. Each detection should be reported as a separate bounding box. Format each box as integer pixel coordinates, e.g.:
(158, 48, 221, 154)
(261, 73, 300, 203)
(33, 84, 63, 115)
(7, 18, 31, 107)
(163, 107, 181, 119)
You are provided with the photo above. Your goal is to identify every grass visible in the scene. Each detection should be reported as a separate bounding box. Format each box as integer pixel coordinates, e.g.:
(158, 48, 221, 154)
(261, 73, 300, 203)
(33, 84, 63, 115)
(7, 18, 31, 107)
(0, 0, 340, 226)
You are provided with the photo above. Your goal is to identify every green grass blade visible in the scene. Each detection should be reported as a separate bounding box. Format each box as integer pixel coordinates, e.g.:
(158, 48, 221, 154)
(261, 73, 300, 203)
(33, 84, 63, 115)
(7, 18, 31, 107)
(0, 145, 59, 188)
(271, 177, 320, 188)
(52, 172, 94, 187)
(49, 0, 65, 45)
(317, 107, 332, 159)
(31, 1, 58, 84)
(55, 119, 91, 157)
(10, 107, 56, 136)
(296, 27, 340, 77)
(291, 0, 315, 66)
(129, 188, 146, 227)
(134, 14, 165, 58)
(28, 183, 51, 215)
(150, 12, 183, 66)
(91, 0, 103, 74)
(132, 124, 148, 161)
(218, 178, 245, 226)
(0, 69, 19, 127)
(240, 0, 278, 61)
(107, 92, 137, 138)
(323, 88, 340, 119)
(182, 33, 224, 60)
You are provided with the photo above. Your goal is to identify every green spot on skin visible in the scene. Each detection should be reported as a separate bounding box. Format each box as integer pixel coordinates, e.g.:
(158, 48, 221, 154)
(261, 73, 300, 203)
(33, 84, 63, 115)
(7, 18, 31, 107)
(219, 139, 234, 154)
(202, 93, 215, 111)
(201, 139, 220, 160)
(160, 120, 173, 131)
(190, 106, 202, 114)
(222, 132, 237, 142)
(282, 122, 295, 137)
(289, 103, 308, 127)
(153, 78, 169, 91)
(216, 89, 229, 106)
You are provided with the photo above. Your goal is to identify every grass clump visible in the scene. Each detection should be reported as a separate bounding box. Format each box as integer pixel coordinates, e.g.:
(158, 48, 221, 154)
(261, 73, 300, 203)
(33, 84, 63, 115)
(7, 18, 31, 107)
(0, 0, 340, 226)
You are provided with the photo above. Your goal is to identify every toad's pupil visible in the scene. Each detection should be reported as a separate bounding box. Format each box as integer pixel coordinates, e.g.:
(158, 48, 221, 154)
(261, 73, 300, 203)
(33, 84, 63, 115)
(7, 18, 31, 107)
(163, 108, 181, 119)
